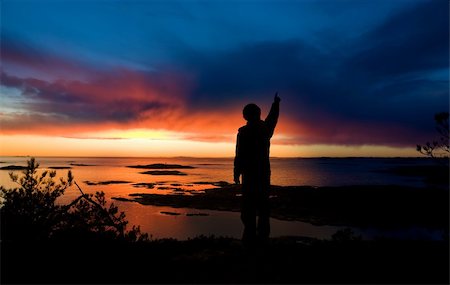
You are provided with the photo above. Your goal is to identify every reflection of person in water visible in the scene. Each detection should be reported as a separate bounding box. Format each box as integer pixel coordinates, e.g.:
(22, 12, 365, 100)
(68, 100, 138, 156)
(234, 93, 280, 245)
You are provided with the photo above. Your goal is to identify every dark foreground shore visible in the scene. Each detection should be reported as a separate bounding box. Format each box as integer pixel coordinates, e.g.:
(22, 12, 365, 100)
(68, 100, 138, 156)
(2, 236, 448, 284)
(4, 175, 449, 284)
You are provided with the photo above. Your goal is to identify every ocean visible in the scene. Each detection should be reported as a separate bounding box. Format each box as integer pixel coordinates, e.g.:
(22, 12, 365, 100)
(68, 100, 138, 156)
(0, 156, 442, 240)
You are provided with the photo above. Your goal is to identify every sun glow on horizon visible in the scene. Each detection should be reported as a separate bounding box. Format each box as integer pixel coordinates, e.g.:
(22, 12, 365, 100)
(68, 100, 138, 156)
(74, 128, 184, 140)
(0, 134, 419, 158)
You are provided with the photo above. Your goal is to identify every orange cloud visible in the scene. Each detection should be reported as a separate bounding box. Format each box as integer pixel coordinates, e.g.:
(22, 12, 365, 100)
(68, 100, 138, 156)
(0, 40, 432, 150)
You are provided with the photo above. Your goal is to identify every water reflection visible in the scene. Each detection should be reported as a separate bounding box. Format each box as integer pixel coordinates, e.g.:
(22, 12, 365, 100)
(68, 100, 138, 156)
(0, 156, 433, 189)
(115, 201, 446, 241)
(115, 201, 342, 240)
(1, 156, 443, 241)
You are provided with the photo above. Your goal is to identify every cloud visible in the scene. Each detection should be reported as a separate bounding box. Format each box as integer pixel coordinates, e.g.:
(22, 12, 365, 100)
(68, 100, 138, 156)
(172, 0, 448, 145)
(1, 70, 185, 122)
(1, 34, 91, 81)
(0, 53, 247, 140)
(1, 0, 447, 148)
(342, 0, 448, 79)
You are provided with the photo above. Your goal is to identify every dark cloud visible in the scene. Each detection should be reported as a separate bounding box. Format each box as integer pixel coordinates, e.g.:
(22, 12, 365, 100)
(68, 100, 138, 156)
(341, 0, 448, 79)
(176, 0, 448, 146)
(0, 33, 90, 81)
(181, 40, 331, 104)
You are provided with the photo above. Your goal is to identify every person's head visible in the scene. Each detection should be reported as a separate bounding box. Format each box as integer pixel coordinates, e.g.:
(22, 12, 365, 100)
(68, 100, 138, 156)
(243, 103, 261, 122)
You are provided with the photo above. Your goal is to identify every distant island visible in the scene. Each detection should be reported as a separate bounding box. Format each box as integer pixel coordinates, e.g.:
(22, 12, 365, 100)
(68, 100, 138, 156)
(127, 163, 195, 169)
(139, 170, 188, 176)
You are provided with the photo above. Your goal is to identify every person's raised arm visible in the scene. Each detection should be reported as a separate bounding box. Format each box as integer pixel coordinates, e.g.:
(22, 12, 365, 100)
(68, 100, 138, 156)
(265, 92, 280, 138)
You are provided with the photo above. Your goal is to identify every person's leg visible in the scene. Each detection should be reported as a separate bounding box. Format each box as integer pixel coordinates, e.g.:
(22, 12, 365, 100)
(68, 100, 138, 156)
(241, 182, 257, 245)
(257, 182, 270, 241)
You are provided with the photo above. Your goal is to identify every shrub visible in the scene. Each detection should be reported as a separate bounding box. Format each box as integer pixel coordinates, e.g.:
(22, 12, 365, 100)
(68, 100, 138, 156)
(417, 112, 449, 165)
(0, 158, 148, 242)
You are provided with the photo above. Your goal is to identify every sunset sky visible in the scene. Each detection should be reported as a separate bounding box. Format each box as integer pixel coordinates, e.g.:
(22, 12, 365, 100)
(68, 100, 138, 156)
(1, 0, 448, 157)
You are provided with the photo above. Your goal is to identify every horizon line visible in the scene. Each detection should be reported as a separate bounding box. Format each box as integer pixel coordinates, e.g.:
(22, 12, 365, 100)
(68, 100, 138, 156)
(0, 155, 430, 159)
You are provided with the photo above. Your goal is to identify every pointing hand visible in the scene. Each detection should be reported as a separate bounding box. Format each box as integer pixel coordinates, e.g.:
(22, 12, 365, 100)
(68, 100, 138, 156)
(274, 92, 281, 103)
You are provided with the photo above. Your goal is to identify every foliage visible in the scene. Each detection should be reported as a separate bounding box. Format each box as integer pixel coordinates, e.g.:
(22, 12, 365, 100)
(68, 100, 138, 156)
(0, 158, 148, 242)
(417, 112, 449, 164)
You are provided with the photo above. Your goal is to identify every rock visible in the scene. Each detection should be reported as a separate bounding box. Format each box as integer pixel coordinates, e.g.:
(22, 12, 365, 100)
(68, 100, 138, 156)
(132, 183, 155, 189)
(84, 180, 131, 185)
(160, 211, 181, 216)
(0, 165, 27, 170)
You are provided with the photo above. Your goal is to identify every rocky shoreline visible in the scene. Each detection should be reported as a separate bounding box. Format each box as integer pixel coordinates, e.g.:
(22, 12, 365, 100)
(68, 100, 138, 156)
(113, 182, 449, 229)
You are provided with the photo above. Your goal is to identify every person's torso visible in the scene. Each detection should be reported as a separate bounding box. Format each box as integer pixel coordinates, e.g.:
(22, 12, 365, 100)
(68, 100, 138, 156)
(238, 120, 271, 173)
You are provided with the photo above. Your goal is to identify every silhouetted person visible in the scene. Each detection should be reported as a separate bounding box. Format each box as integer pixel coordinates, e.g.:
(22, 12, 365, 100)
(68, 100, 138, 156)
(234, 93, 280, 246)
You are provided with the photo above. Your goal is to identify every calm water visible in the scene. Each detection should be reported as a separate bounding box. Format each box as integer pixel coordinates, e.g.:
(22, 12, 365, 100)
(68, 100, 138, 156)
(0, 156, 441, 240)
